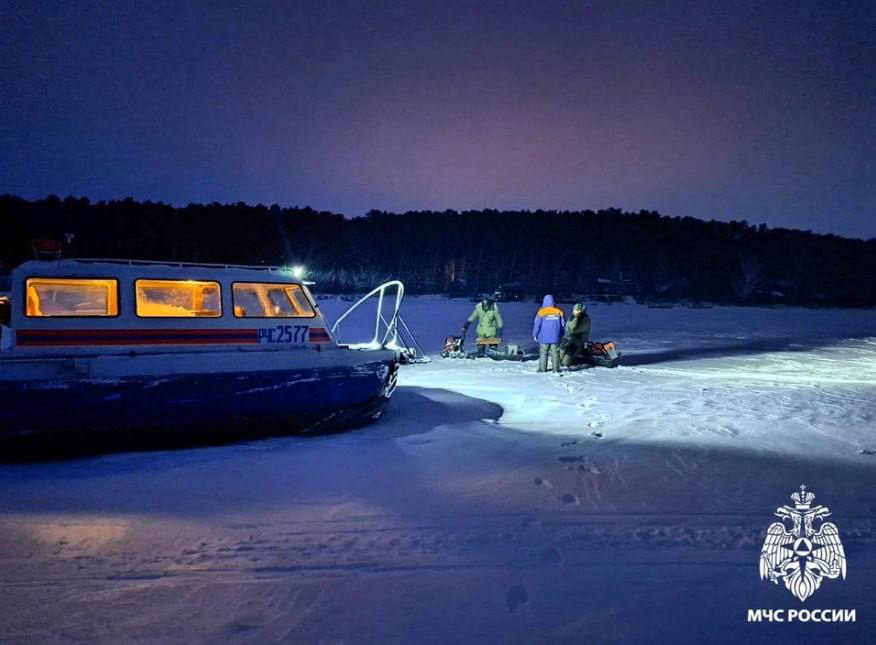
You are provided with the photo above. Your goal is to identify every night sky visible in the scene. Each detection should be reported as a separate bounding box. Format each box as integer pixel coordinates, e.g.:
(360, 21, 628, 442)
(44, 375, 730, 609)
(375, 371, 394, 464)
(2, 1, 875, 239)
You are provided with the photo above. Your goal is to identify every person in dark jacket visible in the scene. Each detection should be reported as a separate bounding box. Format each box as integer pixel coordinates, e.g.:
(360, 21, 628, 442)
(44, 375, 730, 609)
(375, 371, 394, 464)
(560, 302, 591, 367)
(532, 294, 565, 372)
(463, 296, 504, 356)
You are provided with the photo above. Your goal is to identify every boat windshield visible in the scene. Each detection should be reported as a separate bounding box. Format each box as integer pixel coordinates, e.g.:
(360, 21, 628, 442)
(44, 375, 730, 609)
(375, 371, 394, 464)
(232, 283, 315, 318)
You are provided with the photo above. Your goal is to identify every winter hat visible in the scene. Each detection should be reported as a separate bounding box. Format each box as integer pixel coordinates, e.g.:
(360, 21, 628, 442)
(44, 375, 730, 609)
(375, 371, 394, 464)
(573, 302, 586, 312)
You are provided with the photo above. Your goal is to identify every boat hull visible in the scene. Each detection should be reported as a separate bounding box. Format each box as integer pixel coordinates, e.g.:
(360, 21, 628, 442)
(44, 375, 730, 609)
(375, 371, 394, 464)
(0, 356, 398, 458)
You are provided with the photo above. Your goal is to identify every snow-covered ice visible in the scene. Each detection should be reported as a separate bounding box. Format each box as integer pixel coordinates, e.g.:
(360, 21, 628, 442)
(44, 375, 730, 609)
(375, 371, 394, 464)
(1, 299, 875, 643)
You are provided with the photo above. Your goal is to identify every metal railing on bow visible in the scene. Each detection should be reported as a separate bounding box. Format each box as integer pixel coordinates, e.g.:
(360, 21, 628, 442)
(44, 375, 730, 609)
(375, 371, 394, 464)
(330, 281, 429, 363)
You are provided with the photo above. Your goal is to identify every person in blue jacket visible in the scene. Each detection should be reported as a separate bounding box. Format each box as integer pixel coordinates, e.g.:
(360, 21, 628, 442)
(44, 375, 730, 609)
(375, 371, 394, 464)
(533, 294, 565, 373)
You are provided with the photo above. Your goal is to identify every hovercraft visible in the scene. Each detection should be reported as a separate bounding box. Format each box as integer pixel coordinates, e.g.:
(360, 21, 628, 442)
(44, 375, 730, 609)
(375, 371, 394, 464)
(0, 259, 406, 454)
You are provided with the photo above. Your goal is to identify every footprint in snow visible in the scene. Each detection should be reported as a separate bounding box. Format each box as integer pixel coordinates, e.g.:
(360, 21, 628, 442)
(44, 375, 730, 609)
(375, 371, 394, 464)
(506, 584, 529, 613)
(521, 516, 539, 529)
(539, 546, 563, 564)
(859, 449, 876, 456)
(534, 477, 553, 488)
(560, 456, 602, 475)
(560, 493, 580, 505)
(225, 622, 261, 635)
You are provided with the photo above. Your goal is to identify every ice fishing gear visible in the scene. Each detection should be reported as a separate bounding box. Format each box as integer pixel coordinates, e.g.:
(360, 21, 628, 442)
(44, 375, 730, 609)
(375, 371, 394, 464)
(443, 321, 505, 359)
(441, 326, 479, 359)
(441, 335, 468, 358)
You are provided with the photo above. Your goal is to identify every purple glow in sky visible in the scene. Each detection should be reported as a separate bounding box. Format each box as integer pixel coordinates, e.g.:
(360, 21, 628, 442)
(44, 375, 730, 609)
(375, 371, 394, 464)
(2, 1, 875, 238)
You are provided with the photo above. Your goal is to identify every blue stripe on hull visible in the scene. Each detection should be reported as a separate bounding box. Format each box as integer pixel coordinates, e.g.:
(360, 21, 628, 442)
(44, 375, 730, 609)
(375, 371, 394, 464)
(0, 360, 396, 438)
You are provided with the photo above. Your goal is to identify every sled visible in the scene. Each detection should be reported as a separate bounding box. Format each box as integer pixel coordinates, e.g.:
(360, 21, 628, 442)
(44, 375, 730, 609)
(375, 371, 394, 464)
(485, 343, 538, 362)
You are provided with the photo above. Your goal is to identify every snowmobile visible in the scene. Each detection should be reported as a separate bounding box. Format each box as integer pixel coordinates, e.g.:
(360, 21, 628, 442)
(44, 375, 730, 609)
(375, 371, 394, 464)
(587, 341, 621, 367)
(565, 341, 622, 368)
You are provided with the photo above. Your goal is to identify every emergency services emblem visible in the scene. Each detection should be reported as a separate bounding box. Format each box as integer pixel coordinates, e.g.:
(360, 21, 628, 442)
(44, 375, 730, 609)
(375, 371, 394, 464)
(759, 485, 846, 602)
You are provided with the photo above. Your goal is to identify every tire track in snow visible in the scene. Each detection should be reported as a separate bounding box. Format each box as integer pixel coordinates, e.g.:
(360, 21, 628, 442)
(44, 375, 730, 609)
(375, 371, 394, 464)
(4, 513, 873, 591)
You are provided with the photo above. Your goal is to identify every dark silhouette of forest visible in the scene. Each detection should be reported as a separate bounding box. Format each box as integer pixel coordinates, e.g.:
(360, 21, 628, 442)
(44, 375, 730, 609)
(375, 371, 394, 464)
(1, 194, 874, 306)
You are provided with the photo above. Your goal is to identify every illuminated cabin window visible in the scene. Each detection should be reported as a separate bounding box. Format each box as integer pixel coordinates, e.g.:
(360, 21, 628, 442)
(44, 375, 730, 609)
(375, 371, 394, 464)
(0, 296, 9, 326)
(135, 279, 222, 317)
(232, 283, 316, 318)
(25, 278, 119, 317)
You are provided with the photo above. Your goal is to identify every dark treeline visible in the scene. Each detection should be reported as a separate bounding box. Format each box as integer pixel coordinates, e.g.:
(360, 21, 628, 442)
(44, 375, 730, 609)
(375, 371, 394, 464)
(1, 194, 874, 306)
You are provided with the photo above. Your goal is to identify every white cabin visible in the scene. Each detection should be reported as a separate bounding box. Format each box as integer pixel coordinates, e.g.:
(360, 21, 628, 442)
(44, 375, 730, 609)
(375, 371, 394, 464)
(4, 259, 335, 355)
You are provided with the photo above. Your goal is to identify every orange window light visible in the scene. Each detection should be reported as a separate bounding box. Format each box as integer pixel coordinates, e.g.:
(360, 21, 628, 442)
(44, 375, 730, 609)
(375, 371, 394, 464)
(135, 279, 222, 317)
(25, 278, 119, 317)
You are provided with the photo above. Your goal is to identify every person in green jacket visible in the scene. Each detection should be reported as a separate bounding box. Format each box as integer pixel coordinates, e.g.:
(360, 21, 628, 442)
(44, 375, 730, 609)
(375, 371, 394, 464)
(560, 302, 591, 367)
(463, 296, 504, 356)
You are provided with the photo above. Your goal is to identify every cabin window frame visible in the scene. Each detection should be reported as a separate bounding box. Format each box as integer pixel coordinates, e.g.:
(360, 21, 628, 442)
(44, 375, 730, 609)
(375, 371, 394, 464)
(133, 278, 224, 318)
(23, 276, 121, 318)
(231, 281, 318, 319)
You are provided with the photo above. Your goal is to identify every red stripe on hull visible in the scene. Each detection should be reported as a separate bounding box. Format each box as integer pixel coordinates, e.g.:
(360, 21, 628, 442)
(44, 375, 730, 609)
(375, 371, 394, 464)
(14, 328, 338, 347)
(17, 338, 260, 346)
(16, 328, 260, 346)
(16, 329, 258, 337)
